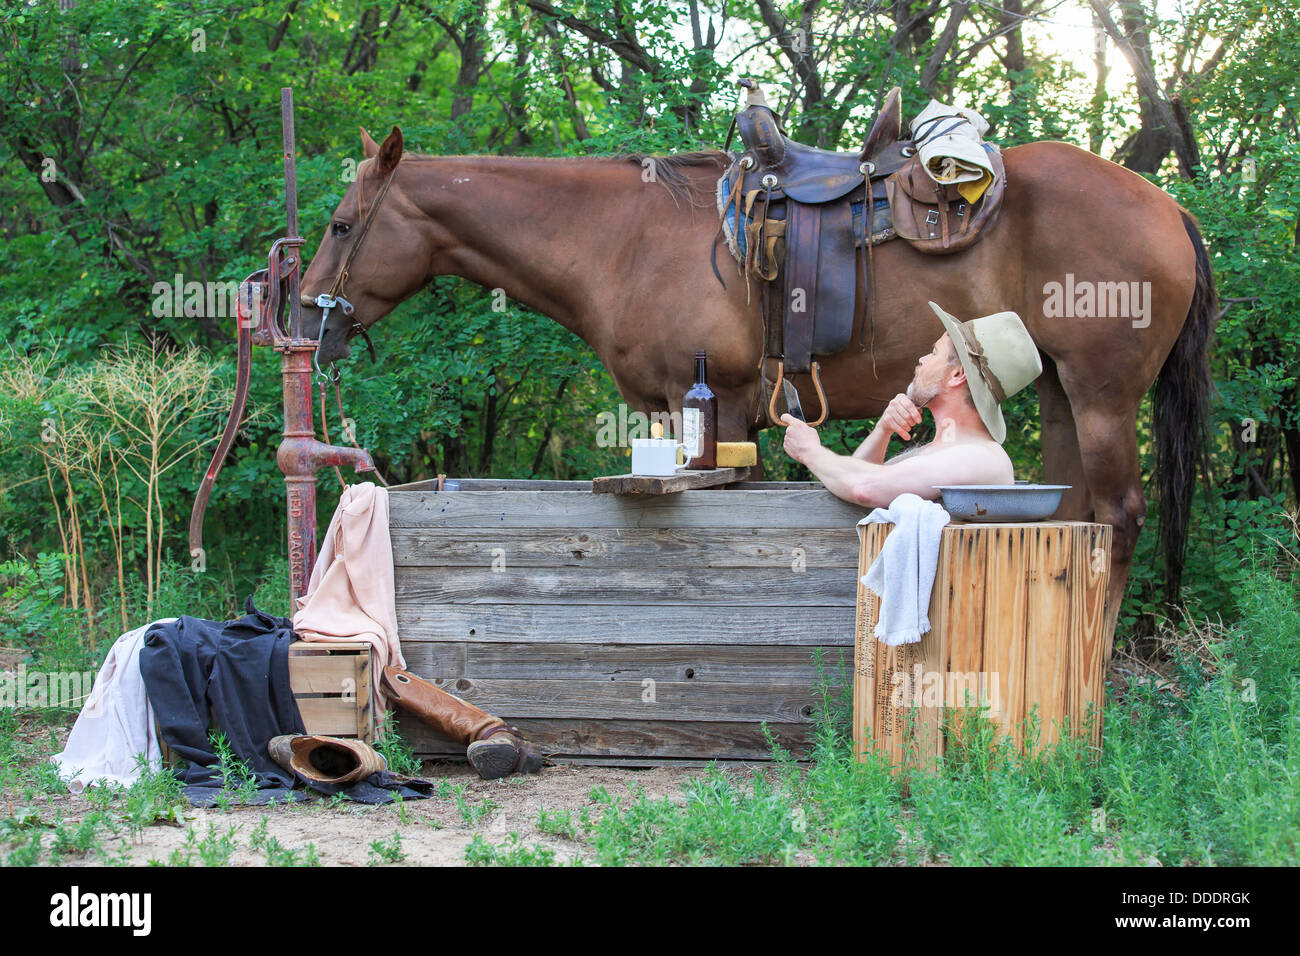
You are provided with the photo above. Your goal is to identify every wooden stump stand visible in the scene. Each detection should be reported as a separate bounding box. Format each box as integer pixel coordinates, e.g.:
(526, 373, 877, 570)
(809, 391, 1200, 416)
(854, 521, 1112, 773)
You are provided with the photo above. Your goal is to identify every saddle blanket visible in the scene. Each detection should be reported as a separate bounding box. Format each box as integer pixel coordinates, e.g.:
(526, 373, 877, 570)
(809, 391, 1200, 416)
(911, 99, 993, 203)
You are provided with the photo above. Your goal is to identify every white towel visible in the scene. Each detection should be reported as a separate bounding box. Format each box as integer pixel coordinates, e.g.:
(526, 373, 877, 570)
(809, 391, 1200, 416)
(911, 99, 993, 202)
(857, 493, 951, 646)
(51, 620, 174, 793)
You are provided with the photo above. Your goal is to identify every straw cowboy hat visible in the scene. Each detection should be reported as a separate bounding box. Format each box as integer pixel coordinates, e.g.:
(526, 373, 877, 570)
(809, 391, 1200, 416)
(928, 301, 1043, 444)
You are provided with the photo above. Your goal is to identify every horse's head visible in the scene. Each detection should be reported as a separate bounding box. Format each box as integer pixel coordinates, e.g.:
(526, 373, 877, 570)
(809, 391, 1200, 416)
(301, 126, 430, 365)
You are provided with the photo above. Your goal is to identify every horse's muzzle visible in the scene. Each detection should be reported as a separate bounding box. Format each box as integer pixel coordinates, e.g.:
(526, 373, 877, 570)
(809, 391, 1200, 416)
(304, 304, 352, 365)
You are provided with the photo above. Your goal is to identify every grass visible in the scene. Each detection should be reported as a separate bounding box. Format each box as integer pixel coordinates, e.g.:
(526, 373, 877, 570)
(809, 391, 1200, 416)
(0, 548, 1295, 867)
(465, 833, 567, 866)
(561, 557, 1300, 867)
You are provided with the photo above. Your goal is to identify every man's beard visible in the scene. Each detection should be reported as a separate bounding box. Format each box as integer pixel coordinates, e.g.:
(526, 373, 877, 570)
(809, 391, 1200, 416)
(906, 377, 941, 407)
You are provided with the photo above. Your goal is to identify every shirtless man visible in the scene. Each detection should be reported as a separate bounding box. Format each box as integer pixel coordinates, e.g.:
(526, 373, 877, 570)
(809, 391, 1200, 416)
(782, 302, 1043, 510)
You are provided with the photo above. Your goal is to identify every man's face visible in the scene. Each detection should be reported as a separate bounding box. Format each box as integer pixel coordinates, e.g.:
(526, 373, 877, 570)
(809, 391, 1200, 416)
(906, 335, 957, 407)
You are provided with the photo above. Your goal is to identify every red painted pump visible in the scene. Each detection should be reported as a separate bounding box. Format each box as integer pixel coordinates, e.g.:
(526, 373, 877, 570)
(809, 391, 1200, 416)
(189, 89, 376, 604)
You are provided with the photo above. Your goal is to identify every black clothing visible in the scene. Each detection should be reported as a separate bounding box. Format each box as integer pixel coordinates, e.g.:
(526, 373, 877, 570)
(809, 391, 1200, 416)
(140, 597, 431, 805)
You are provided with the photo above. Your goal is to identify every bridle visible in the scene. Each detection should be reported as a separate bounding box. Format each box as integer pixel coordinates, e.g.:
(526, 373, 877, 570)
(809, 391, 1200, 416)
(309, 161, 399, 379)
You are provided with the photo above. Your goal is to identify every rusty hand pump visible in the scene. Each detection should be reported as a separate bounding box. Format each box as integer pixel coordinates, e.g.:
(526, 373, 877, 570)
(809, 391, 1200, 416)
(189, 88, 375, 604)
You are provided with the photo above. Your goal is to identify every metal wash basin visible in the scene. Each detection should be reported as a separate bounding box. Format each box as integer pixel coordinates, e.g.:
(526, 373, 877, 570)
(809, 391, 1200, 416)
(934, 484, 1071, 522)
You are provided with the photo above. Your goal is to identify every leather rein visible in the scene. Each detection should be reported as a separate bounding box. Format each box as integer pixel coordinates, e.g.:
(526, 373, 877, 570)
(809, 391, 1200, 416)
(309, 162, 398, 379)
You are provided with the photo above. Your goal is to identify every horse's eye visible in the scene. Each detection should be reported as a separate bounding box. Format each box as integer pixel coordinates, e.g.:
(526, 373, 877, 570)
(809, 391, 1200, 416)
(332, 222, 351, 238)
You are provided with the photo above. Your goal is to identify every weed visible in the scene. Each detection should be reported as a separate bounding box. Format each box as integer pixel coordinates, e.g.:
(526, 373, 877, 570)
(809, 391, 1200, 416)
(392, 792, 410, 824)
(465, 833, 558, 867)
(536, 807, 576, 840)
(373, 717, 423, 777)
(121, 759, 188, 833)
(248, 815, 321, 866)
(5, 831, 44, 866)
(166, 827, 198, 866)
(0, 805, 45, 837)
(457, 793, 499, 827)
(196, 823, 239, 866)
(210, 730, 261, 808)
(48, 814, 110, 863)
(367, 830, 406, 865)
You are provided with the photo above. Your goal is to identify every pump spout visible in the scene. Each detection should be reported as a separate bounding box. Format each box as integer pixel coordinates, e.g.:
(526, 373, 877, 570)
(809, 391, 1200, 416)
(277, 437, 375, 477)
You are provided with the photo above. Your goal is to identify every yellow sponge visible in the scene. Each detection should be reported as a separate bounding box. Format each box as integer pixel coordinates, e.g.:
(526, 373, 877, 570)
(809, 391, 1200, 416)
(717, 442, 757, 468)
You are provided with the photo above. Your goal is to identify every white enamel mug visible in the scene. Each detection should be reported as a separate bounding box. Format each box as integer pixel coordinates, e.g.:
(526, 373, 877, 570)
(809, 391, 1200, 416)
(630, 438, 689, 477)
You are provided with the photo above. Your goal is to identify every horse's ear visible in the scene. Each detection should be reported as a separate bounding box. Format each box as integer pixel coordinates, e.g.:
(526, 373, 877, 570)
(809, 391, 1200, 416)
(375, 126, 404, 177)
(361, 127, 380, 159)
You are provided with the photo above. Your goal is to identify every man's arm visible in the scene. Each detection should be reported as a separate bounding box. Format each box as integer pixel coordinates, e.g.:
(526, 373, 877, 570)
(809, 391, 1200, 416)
(850, 442, 1012, 506)
(851, 394, 925, 463)
(782, 416, 1012, 508)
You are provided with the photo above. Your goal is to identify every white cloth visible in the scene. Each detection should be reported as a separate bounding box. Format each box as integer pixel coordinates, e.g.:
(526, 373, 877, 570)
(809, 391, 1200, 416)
(857, 493, 951, 646)
(911, 99, 993, 198)
(293, 482, 405, 711)
(51, 620, 174, 793)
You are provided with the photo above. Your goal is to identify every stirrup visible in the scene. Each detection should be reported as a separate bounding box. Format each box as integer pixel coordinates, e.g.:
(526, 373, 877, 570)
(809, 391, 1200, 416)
(768, 360, 828, 427)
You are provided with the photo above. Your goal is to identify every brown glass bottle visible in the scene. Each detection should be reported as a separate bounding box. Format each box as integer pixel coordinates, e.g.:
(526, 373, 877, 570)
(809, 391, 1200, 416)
(682, 350, 717, 469)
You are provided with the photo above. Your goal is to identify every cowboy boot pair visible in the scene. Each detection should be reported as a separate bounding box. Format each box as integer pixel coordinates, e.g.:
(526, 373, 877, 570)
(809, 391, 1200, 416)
(380, 665, 544, 780)
(268, 733, 388, 786)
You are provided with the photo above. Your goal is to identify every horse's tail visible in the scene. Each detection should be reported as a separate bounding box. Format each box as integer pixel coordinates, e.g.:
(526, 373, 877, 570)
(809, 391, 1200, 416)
(1154, 210, 1217, 600)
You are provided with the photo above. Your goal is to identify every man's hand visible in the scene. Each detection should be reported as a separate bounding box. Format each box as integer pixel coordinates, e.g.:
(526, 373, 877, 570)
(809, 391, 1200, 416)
(781, 414, 822, 463)
(879, 393, 924, 441)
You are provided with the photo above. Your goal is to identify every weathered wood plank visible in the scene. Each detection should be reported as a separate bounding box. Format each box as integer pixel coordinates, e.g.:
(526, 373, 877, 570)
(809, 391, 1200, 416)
(389, 478, 593, 492)
(592, 467, 751, 495)
(395, 715, 817, 760)
(390, 527, 859, 569)
(402, 641, 852, 683)
(914, 531, 950, 770)
(854, 523, 885, 762)
(296, 698, 362, 737)
(941, 526, 988, 754)
(394, 566, 857, 606)
(1025, 525, 1071, 752)
(395, 604, 855, 646)
(984, 525, 1029, 748)
(1069, 523, 1110, 749)
(288, 656, 357, 695)
(388, 488, 869, 529)
(405, 677, 829, 723)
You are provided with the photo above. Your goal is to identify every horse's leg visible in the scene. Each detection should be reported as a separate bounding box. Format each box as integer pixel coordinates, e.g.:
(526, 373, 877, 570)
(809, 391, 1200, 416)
(1055, 368, 1147, 660)
(1036, 356, 1090, 520)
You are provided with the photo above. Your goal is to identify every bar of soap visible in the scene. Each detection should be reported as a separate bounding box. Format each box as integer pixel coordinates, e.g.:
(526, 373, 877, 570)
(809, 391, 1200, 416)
(716, 442, 757, 468)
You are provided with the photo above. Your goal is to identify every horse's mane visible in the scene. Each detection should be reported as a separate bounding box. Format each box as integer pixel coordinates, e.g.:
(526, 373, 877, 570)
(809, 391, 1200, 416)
(398, 148, 730, 207)
(615, 150, 731, 206)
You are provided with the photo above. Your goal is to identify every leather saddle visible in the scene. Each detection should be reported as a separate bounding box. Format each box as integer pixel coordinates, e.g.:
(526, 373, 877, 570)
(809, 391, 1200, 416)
(715, 79, 1006, 425)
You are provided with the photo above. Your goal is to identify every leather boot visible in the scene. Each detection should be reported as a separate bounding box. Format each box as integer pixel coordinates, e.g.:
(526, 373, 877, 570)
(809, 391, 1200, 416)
(380, 666, 544, 780)
(267, 734, 388, 786)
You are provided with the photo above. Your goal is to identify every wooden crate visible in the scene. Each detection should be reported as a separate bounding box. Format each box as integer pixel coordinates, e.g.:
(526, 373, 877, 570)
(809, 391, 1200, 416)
(288, 641, 374, 743)
(855, 521, 1112, 773)
(387, 478, 866, 764)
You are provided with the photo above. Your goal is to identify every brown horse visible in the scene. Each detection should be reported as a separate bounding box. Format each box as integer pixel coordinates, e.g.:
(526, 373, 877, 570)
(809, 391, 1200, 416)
(300, 126, 1215, 644)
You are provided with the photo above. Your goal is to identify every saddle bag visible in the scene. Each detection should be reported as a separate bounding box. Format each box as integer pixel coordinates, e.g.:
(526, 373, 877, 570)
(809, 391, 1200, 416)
(885, 144, 1007, 255)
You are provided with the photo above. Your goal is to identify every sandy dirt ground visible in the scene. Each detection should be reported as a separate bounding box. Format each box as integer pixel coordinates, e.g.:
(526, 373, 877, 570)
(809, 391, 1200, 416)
(5, 717, 729, 866)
